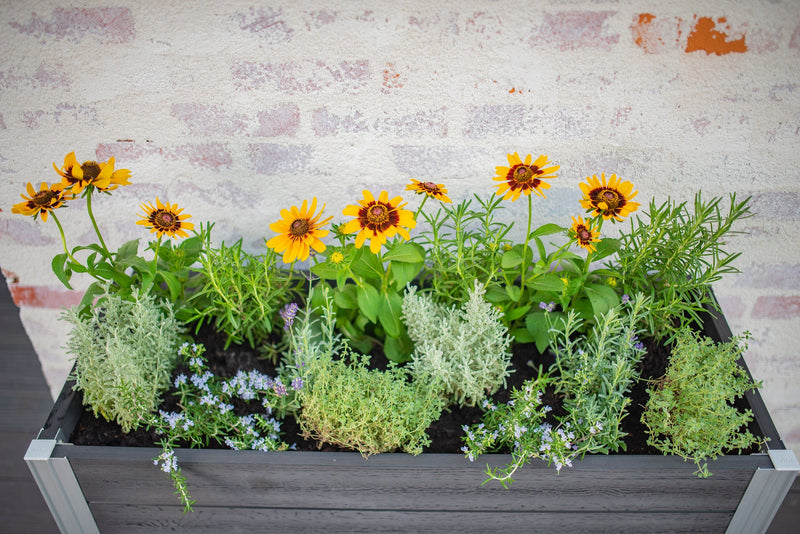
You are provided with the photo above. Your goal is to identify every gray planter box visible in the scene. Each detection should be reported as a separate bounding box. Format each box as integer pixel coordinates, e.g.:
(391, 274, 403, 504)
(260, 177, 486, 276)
(26, 306, 798, 534)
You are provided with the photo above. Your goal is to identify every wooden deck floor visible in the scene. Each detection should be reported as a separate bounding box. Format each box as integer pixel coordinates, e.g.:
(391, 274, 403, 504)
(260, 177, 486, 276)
(0, 273, 796, 533)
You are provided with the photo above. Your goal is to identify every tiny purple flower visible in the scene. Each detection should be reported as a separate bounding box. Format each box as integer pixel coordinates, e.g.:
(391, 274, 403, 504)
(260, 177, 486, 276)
(621, 294, 630, 304)
(539, 301, 556, 312)
(273, 382, 288, 397)
(280, 303, 299, 331)
(291, 377, 303, 391)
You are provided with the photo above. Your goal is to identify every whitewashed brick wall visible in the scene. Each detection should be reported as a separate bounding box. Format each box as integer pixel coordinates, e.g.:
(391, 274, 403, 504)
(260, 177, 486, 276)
(1, 0, 799, 453)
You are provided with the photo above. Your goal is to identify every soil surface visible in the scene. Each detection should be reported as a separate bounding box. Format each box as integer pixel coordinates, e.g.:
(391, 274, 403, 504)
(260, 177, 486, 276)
(70, 322, 762, 456)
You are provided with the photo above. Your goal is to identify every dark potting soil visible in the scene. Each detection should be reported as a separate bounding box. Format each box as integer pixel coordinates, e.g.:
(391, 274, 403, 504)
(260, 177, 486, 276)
(70, 322, 762, 457)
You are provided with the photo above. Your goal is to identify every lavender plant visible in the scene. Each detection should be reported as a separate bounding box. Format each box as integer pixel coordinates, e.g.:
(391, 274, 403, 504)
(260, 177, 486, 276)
(642, 328, 763, 477)
(462, 294, 651, 486)
(151, 342, 302, 512)
(62, 286, 183, 433)
(402, 280, 513, 407)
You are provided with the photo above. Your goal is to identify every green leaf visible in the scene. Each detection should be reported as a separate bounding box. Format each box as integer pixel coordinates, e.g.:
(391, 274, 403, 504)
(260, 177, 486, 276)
(591, 238, 622, 262)
(51, 253, 73, 289)
(333, 284, 358, 309)
(511, 327, 535, 344)
(529, 223, 565, 239)
(77, 283, 105, 315)
(383, 242, 424, 263)
(378, 292, 404, 338)
(505, 284, 522, 302)
(528, 273, 566, 292)
(356, 283, 381, 323)
(584, 283, 620, 317)
(391, 260, 422, 290)
(351, 247, 385, 280)
(505, 303, 531, 321)
(115, 239, 140, 262)
(383, 333, 413, 364)
(501, 249, 523, 269)
(159, 271, 182, 301)
(310, 261, 339, 280)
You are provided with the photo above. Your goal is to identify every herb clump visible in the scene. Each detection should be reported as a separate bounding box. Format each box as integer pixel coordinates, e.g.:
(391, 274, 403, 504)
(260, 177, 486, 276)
(62, 287, 183, 433)
(402, 280, 513, 407)
(642, 328, 763, 477)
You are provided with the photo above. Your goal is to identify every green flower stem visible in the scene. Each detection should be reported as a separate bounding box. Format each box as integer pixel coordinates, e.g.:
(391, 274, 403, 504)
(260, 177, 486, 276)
(50, 212, 76, 263)
(414, 195, 428, 221)
(520, 194, 533, 289)
(85, 189, 111, 259)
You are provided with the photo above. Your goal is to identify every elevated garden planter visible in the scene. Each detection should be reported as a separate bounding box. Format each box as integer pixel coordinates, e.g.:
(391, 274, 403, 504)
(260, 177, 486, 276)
(26, 304, 798, 534)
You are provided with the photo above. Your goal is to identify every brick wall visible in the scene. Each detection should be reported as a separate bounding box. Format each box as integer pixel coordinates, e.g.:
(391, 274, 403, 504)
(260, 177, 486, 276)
(1, 1, 799, 453)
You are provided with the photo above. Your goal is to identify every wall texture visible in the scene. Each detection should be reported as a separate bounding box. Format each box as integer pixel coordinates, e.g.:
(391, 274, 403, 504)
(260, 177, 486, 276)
(0, 0, 798, 453)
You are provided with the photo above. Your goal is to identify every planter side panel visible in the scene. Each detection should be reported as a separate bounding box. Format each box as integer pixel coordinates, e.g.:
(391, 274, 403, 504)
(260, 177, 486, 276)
(88, 505, 732, 533)
(69, 453, 762, 513)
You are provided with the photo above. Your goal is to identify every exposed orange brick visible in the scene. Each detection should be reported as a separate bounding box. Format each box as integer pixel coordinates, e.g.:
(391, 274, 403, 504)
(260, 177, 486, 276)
(751, 296, 800, 319)
(686, 16, 747, 55)
(9, 285, 83, 309)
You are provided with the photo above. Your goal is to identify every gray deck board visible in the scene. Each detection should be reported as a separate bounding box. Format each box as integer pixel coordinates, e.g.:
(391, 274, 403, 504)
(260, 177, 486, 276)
(0, 275, 58, 533)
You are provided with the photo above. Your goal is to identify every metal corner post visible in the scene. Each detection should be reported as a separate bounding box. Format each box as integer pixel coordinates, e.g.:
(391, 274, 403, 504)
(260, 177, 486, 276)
(726, 449, 800, 534)
(24, 437, 100, 534)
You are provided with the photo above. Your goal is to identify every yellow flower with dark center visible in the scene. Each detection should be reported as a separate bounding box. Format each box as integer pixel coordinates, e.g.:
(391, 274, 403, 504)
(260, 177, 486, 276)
(136, 198, 194, 239)
(11, 182, 68, 222)
(341, 190, 416, 254)
(405, 179, 452, 203)
(53, 152, 131, 195)
(579, 173, 640, 222)
(266, 198, 332, 264)
(493, 153, 559, 201)
(569, 215, 601, 253)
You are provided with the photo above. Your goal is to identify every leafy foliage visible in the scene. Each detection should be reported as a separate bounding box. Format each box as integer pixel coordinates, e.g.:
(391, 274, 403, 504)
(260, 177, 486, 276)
(614, 193, 751, 340)
(642, 328, 763, 477)
(186, 223, 300, 350)
(402, 281, 513, 407)
(62, 287, 184, 433)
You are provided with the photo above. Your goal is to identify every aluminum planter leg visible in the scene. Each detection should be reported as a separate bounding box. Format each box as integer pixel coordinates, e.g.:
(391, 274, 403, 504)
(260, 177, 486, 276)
(24, 435, 100, 534)
(726, 449, 800, 534)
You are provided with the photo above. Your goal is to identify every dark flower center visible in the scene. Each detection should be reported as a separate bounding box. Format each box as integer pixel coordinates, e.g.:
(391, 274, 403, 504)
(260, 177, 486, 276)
(81, 162, 102, 182)
(579, 228, 591, 241)
(422, 182, 438, 191)
(290, 218, 310, 237)
(32, 190, 57, 207)
(368, 205, 388, 224)
(152, 209, 178, 230)
(595, 188, 623, 210)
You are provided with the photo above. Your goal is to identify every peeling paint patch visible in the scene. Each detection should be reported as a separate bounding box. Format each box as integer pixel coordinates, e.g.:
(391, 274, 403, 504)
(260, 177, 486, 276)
(686, 16, 747, 55)
(631, 13, 681, 53)
(382, 63, 403, 93)
(9, 7, 135, 44)
(0, 64, 71, 91)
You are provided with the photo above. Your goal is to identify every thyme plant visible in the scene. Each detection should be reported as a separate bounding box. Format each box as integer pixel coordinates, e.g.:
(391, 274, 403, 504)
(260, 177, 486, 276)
(642, 328, 763, 477)
(62, 287, 184, 433)
(402, 280, 513, 407)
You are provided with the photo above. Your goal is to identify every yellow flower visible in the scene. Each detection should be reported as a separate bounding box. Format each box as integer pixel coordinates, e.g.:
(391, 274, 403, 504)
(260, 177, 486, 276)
(266, 198, 332, 264)
(341, 190, 416, 254)
(136, 198, 194, 239)
(11, 182, 68, 222)
(330, 251, 345, 264)
(493, 153, 559, 201)
(53, 151, 131, 195)
(405, 179, 452, 203)
(579, 173, 640, 222)
(569, 215, 601, 253)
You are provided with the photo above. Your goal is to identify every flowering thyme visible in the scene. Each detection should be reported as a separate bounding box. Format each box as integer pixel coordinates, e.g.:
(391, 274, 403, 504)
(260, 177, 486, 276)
(151, 342, 303, 512)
